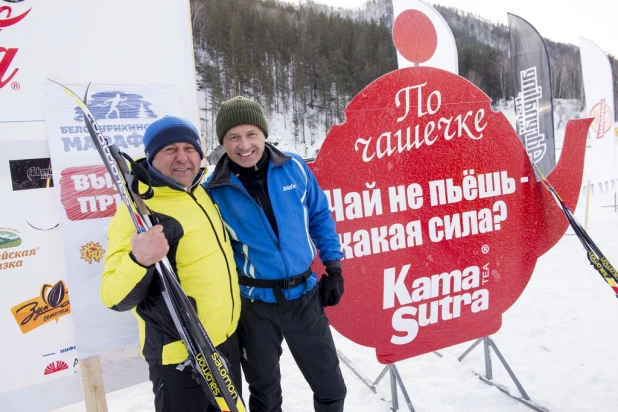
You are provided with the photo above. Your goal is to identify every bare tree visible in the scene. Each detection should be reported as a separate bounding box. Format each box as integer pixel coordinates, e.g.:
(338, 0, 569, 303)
(491, 53, 510, 105)
(190, 0, 208, 49)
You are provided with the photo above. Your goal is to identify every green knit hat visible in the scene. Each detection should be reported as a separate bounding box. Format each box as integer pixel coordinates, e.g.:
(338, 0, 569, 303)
(216, 96, 269, 144)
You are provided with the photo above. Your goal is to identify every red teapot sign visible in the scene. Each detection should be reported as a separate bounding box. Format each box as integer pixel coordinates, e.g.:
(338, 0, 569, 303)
(309, 65, 590, 364)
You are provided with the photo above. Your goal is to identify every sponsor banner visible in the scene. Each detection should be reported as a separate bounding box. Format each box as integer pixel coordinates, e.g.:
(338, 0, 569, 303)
(0, 139, 76, 395)
(42, 84, 182, 360)
(42, 84, 182, 222)
(508, 13, 556, 179)
(392, 0, 458, 73)
(579, 37, 616, 199)
(0, 0, 199, 127)
(1, 0, 198, 407)
(308, 66, 588, 363)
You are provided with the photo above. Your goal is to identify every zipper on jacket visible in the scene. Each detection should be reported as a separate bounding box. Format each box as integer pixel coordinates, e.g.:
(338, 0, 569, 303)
(204, 189, 227, 242)
(187, 190, 236, 326)
(212, 179, 289, 283)
(264, 173, 288, 278)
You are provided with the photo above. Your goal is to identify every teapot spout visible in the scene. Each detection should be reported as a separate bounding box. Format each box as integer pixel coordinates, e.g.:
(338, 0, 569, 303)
(537, 118, 592, 255)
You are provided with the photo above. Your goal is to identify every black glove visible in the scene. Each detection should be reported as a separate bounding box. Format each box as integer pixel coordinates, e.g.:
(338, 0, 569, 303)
(189, 351, 232, 394)
(189, 363, 210, 392)
(319, 261, 344, 307)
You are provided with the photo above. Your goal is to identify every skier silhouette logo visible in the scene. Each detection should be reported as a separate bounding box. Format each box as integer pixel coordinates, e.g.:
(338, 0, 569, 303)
(104, 93, 126, 119)
(73, 91, 158, 121)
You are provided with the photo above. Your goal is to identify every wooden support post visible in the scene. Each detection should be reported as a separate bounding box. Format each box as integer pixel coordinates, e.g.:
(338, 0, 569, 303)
(80, 355, 108, 412)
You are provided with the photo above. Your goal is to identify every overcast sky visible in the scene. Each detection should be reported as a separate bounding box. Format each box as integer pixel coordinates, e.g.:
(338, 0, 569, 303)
(291, 0, 618, 57)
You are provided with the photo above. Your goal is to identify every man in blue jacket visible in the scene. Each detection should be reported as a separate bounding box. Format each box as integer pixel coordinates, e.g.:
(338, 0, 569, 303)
(206, 96, 346, 412)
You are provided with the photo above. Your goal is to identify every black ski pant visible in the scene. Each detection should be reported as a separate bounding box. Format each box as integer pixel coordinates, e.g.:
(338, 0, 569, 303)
(148, 331, 242, 412)
(238, 286, 347, 412)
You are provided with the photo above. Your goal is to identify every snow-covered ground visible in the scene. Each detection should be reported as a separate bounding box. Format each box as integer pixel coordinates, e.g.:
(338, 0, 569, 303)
(52, 108, 618, 411)
(53, 204, 618, 412)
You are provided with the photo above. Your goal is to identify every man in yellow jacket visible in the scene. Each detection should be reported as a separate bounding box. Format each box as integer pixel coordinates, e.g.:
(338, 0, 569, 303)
(101, 116, 241, 412)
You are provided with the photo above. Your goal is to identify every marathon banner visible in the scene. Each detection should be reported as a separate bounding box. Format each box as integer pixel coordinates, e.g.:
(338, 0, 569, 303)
(508, 13, 556, 179)
(579, 37, 616, 200)
(42, 83, 183, 361)
(309, 66, 590, 364)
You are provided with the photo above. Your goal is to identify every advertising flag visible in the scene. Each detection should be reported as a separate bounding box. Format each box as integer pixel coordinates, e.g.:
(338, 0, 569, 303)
(392, 0, 458, 73)
(579, 37, 616, 199)
(508, 13, 556, 178)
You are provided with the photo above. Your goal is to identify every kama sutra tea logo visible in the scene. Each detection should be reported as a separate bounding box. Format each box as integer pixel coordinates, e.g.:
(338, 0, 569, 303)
(11, 280, 71, 333)
(79, 241, 105, 264)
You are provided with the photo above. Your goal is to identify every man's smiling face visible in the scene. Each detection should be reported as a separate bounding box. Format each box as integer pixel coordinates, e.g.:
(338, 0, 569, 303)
(222, 124, 266, 168)
(151, 141, 201, 188)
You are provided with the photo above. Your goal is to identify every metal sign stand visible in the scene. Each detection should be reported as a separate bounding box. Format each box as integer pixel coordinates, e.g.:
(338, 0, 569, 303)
(337, 350, 416, 412)
(371, 364, 416, 412)
(457, 336, 549, 412)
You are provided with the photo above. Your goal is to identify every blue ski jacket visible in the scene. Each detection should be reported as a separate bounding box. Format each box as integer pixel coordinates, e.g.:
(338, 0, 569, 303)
(206, 143, 343, 303)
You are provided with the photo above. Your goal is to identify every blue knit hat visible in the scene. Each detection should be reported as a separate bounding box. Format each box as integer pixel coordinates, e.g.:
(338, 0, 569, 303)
(143, 116, 204, 163)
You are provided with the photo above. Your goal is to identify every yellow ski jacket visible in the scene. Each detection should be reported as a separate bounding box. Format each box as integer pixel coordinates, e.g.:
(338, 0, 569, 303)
(101, 179, 240, 365)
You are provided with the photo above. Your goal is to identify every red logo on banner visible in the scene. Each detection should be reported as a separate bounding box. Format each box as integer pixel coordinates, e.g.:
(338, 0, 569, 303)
(59, 165, 120, 221)
(44, 360, 69, 375)
(589, 99, 613, 139)
(0, 6, 32, 89)
(309, 67, 591, 364)
(0, 46, 18, 88)
(0, 6, 31, 30)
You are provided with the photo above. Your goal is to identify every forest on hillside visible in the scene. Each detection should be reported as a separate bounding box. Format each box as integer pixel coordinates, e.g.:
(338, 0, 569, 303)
(191, 0, 396, 152)
(189, 0, 618, 154)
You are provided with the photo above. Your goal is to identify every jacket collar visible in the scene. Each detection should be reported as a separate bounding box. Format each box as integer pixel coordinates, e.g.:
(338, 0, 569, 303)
(208, 142, 290, 186)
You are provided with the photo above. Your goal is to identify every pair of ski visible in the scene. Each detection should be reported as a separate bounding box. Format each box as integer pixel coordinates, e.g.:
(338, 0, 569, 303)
(533, 163, 618, 297)
(53, 81, 246, 412)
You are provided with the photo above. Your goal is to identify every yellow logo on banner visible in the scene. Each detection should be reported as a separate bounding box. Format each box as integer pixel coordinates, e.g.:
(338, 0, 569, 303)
(11, 281, 71, 334)
(79, 241, 105, 264)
